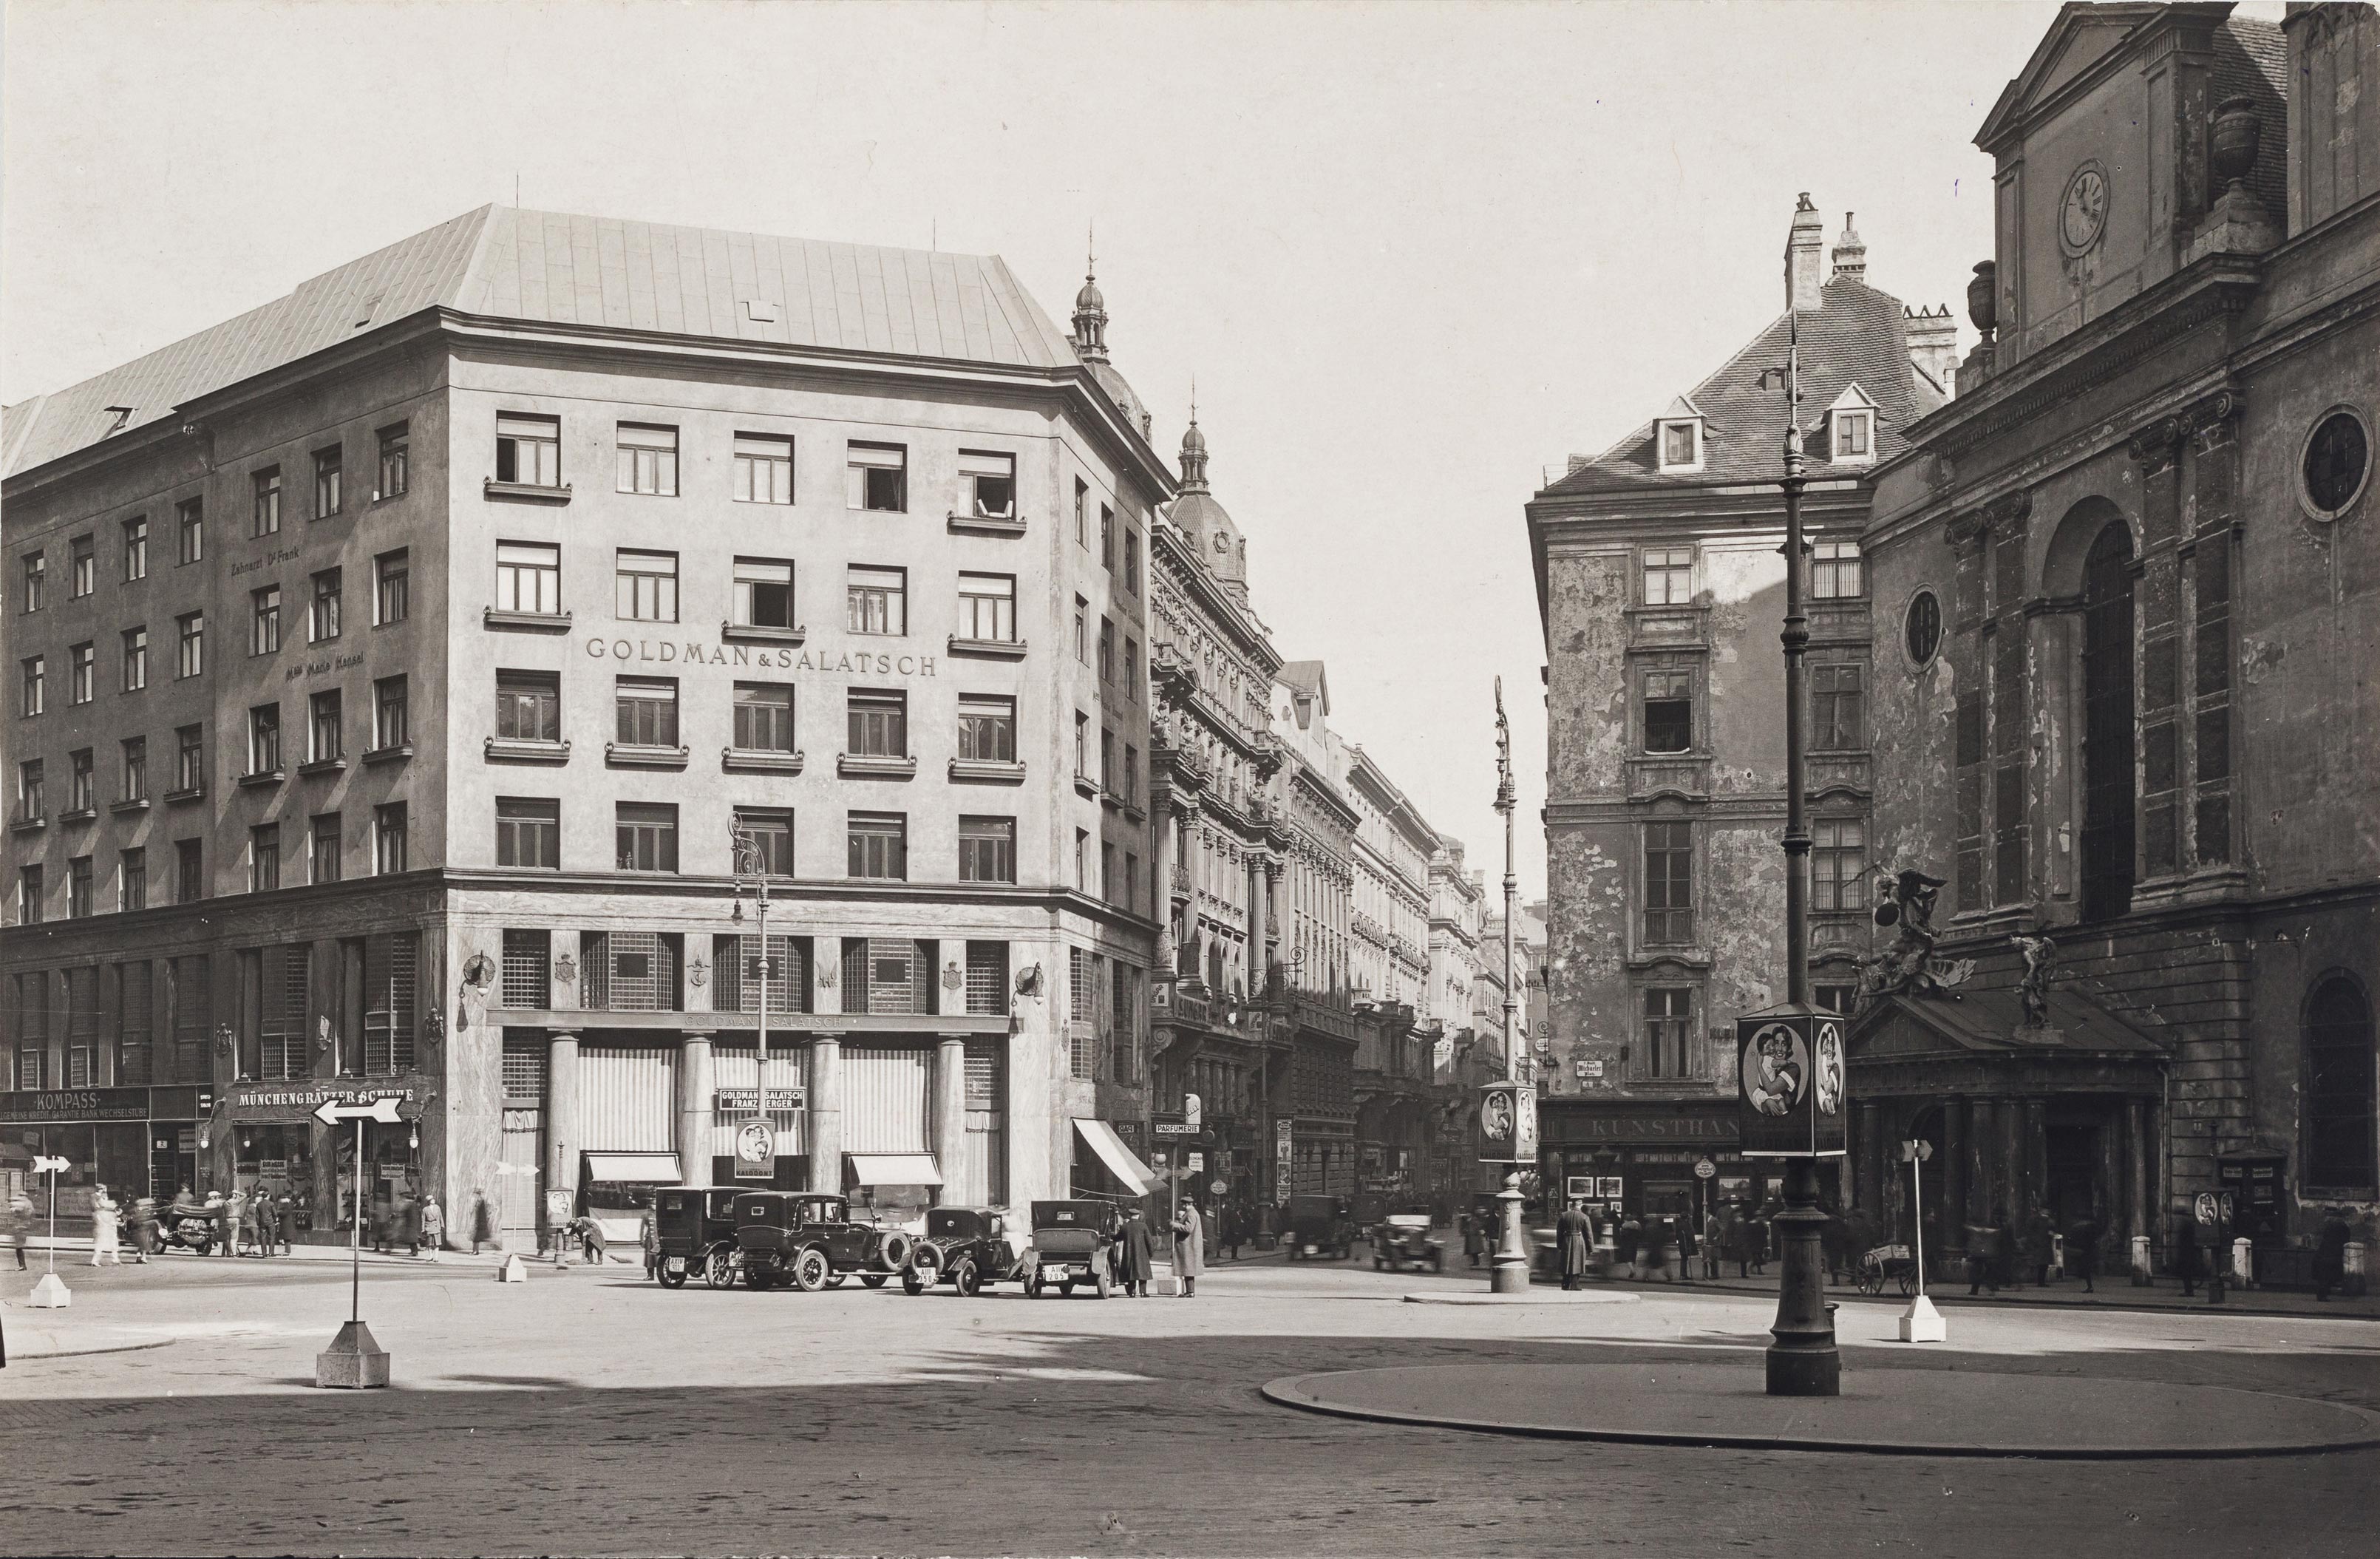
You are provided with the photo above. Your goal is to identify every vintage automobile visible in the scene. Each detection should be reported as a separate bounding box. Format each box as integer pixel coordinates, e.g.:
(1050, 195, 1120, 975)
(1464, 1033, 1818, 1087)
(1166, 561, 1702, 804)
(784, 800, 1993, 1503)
(1371, 1212, 1444, 1272)
(1282, 1194, 1356, 1260)
(651, 1186, 742, 1288)
(156, 1201, 223, 1256)
(731, 1191, 914, 1291)
(903, 1205, 1030, 1296)
(1023, 1200, 1118, 1298)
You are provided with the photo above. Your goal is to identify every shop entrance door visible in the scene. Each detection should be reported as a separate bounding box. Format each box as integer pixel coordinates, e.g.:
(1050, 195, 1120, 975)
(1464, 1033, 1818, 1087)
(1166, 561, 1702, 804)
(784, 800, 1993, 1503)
(499, 1107, 542, 1245)
(2044, 1122, 2100, 1233)
(150, 1128, 196, 1201)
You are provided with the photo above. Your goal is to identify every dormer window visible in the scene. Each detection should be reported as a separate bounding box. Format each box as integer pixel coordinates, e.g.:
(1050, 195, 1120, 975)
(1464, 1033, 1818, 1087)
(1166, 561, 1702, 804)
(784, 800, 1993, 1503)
(1655, 395, 1707, 474)
(1825, 383, 1877, 466)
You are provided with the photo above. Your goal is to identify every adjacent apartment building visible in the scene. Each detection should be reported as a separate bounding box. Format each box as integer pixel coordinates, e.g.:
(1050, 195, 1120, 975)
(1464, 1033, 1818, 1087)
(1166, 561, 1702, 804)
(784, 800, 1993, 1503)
(3, 206, 1168, 1246)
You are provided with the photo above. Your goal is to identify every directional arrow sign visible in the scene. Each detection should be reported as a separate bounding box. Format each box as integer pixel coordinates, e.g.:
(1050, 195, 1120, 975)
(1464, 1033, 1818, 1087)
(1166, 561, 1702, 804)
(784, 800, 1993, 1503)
(30, 1155, 69, 1174)
(313, 1096, 404, 1127)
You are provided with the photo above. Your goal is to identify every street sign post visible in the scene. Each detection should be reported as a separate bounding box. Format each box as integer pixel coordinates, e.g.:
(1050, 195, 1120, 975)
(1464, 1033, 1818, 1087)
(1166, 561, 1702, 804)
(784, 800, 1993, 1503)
(25, 1155, 72, 1308)
(1897, 1139, 1945, 1342)
(313, 1094, 404, 1388)
(732, 1119, 778, 1181)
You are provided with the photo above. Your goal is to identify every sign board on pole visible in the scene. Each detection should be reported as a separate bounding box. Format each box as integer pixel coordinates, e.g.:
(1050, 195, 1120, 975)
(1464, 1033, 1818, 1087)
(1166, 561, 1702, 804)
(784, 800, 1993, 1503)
(1735, 1007, 1847, 1158)
(1478, 1081, 1538, 1164)
(732, 1119, 778, 1180)
(1152, 1120, 1197, 1137)
(1184, 1093, 1202, 1130)
(1274, 1120, 1293, 1204)
(1186, 1152, 1204, 1173)
(1693, 1158, 1717, 1181)
(715, 1087, 805, 1113)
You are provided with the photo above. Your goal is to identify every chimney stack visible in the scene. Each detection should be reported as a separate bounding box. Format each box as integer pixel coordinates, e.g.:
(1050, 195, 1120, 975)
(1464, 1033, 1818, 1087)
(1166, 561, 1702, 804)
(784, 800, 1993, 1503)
(1784, 193, 1826, 312)
(1830, 212, 1867, 283)
(1905, 304, 1960, 398)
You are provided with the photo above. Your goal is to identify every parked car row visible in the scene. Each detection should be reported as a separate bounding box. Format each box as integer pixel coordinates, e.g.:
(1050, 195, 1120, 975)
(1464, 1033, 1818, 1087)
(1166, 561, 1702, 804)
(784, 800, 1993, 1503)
(650, 1191, 1128, 1299)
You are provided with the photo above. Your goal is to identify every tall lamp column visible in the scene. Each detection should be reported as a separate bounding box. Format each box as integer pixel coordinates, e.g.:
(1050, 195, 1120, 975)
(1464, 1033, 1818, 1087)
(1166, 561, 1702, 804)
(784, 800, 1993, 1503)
(1488, 679, 1531, 1294)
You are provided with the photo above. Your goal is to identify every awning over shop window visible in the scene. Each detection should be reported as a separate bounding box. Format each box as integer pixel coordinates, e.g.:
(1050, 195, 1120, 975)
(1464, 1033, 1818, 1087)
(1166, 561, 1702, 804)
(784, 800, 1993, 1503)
(582, 1152, 684, 1184)
(1072, 1118, 1155, 1197)
(847, 1152, 942, 1187)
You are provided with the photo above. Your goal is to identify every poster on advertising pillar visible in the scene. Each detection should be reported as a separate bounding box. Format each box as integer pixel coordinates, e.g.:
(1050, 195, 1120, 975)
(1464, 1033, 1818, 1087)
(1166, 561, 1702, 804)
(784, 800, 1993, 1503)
(1735, 1007, 1847, 1158)
(1478, 1081, 1538, 1163)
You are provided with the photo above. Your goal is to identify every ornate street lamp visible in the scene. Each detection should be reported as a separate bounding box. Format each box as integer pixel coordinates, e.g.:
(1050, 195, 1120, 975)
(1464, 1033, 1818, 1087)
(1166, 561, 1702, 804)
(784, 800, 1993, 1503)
(729, 821, 777, 1184)
(1480, 678, 1536, 1294)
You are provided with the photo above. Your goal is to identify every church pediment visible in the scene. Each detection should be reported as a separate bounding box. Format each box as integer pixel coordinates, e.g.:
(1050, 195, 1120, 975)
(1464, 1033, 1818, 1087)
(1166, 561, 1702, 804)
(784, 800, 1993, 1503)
(1850, 984, 2172, 1062)
(1976, 4, 2164, 151)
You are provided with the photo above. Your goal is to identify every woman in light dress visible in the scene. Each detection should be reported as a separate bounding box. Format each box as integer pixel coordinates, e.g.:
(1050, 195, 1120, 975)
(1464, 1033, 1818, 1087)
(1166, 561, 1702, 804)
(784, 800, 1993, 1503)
(88, 1183, 123, 1266)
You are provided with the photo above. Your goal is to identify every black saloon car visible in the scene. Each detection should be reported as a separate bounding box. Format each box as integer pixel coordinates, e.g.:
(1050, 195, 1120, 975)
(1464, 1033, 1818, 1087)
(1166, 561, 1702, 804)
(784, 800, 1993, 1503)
(732, 1191, 913, 1291)
(905, 1206, 1029, 1296)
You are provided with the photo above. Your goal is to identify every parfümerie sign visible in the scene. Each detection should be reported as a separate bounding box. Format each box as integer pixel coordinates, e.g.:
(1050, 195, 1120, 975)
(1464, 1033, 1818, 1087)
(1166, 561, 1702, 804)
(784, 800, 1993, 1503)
(584, 635, 937, 677)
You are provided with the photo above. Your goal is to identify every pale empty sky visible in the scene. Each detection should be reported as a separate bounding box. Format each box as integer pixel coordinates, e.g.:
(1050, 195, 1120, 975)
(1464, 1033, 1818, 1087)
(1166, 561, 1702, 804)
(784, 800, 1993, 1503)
(4, 0, 2104, 897)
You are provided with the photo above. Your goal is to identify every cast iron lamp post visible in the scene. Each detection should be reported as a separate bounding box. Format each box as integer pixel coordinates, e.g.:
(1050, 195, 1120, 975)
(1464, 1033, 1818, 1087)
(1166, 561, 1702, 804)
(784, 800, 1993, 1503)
(1487, 678, 1531, 1294)
(730, 821, 775, 1181)
(1755, 314, 1841, 1396)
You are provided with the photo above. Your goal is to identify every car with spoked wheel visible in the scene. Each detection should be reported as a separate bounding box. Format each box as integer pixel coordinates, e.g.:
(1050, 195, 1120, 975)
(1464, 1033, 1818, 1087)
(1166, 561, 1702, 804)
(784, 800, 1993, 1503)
(903, 1206, 1030, 1295)
(732, 1191, 914, 1291)
(652, 1186, 743, 1288)
(1022, 1200, 1118, 1298)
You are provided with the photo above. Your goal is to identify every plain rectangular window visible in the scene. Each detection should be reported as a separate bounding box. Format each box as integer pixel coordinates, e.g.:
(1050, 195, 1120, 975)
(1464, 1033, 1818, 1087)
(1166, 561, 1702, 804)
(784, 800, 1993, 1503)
(16, 759, 41, 820)
(69, 855, 93, 918)
(615, 423, 679, 495)
(732, 808, 794, 875)
(20, 655, 42, 716)
(1812, 819, 1866, 912)
(1643, 988, 1693, 1078)
(495, 412, 561, 487)
(375, 548, 411, 624)
(310, 568, 343, 642)
(309, 689, 343, 762)
(375, 804, 408, 874)
(846, 566, 905, 635)
(733, 682, 795, 753)
(18, 865, 42, 925)
(374, 677, 409, 750)
(1642, 547, 1693, 605)
(69, 749, 94, 812)
(847, 812, 906, 880)
(121, 626, 148, 691)
(121, 517, 147, 581)
(733, 433, 794, 505)
(1074, 597, 1088, 662)
(177, 499, 204, 565)
(956, 572, 1016, 641)
(615, 801, 679, 872)
(1074, 710, 1089, 775)
(69, 642, 94, 704)
(614, 677, 679, 747)
(1123, 744, 1138, 806)
(1124, 638, 1140, 699)
(959, 449, 1016, 518)
(375, 424, 409, 500)
(176, 839, 203, 903)
(957, 695, 1015, 762)
(496, 670, 559, 741)
(249, 823, 280, 892)
(175, 725, 203, 792)
(615, 549, 679, 622)
(1073, 478, 1089, 546)
(847, 689, 906, 758)
(1644, 823, 1693, 944)
(959, 816, 1016, 883)
(1098, 617, 1115, 682)
(732, 558, 795, 628)
(1662, 422, 1699, 468)
(1832, 412, 1871, 461)
(252, 467, 282, 537)
(1643, 668, 1693, 753)
(1812, 663, 1865, 750)
(314, 446, 344, 517)
(248, 704, 282, 774)
(251, 586, 282, 655)
(310, 813, 341, 883)
(1811, 540, 1864, 600)
(496, 542, 560, 615)
(1123, 529, 1140, 595)
(1100, 504, 1114, 571)
(70, 534, 95, 596)
(120, 737, 146, 802)
(497, 798, 561, 869)
(846, 441, 906, 511)
(1074, 829, 1089, 890)
(176, 612, 204, 679)
(23, 551, 45, 612)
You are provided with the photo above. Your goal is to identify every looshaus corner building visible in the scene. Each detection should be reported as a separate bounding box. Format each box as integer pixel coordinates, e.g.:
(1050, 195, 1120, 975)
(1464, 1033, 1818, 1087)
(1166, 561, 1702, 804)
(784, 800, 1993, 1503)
(2, 206, 1174, 1248)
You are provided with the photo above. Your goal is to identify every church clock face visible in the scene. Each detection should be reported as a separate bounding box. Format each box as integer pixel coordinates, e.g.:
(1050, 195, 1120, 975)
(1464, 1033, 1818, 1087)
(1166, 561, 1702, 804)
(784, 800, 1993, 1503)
(2060, 163, 2108, 254)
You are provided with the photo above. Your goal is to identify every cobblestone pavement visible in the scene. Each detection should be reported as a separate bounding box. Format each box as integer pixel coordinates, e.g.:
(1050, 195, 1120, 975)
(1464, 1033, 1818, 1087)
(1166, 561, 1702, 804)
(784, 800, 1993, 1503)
(3, 1251, 2376, 1557)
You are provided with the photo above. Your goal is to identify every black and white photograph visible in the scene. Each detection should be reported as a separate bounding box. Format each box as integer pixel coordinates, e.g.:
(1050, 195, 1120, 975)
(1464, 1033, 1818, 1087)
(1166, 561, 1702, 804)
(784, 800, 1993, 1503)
(1, 1, 2376, 1555)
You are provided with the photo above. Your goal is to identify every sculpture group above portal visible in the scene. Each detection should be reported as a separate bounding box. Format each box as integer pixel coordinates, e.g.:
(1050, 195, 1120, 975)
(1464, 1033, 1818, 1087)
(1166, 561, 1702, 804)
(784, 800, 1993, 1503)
(1854, 868, 1974, 1009)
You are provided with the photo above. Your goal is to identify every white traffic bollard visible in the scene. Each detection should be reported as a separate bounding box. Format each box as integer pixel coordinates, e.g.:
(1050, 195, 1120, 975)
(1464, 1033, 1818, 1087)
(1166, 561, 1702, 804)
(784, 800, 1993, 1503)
(497, 1254, 528, 1283)
(2231, 1236, 2254, 1288)
(2131, 1233, 2154, 1285)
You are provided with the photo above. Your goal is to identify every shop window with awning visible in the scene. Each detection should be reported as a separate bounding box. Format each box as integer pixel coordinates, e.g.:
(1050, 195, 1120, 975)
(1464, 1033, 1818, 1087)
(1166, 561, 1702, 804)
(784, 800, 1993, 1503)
(1072, 1118, 1155, 1198)
(844, 1152, 941, 1227)
(579, 1151, 683, 1260)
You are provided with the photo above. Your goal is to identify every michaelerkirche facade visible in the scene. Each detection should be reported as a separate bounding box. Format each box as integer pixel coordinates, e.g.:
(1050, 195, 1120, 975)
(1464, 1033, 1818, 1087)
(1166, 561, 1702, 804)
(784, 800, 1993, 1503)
(1857, 1, 2379, 1278)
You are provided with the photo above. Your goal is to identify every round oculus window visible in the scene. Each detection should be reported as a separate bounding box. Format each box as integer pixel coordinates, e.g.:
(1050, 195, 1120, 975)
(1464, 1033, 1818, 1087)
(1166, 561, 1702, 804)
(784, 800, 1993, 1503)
(2301, 408, 2370, 522)
(1904, 590, 1942, 668)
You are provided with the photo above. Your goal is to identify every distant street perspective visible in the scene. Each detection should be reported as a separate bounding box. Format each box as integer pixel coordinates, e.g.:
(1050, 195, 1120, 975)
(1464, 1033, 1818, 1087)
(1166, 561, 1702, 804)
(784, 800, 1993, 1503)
(4, 1, 2379, 1555)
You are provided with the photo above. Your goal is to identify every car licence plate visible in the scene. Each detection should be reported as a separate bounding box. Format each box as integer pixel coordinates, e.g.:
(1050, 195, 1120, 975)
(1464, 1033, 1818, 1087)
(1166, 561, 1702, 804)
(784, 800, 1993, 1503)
(665, 1257, 686, 1273)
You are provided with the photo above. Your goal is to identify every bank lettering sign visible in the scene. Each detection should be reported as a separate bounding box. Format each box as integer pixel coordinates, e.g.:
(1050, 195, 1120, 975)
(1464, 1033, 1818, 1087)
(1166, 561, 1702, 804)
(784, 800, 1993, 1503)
(0, 1087, 151, 1124)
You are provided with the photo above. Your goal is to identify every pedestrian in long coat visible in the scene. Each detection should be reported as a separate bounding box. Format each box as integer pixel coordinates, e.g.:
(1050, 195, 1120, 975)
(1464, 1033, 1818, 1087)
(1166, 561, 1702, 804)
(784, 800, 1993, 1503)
(469, 1188, 495, 1255)
(1462, 1212, 1485, 1268)
(1172, 1199, 1206, 1296)
(2019, 1206, 2053, 1287)
(2314, 1208, 2352, 1302)
(251, 1190, 279, 1259)
(2065, 1213, 2099, 1293)
(1557, 1201, 1591, 1290)
(1614, 1214, 1642, 1278)
(131, 1196, 157, 1263)
(1116, 1206, 1156, 1296)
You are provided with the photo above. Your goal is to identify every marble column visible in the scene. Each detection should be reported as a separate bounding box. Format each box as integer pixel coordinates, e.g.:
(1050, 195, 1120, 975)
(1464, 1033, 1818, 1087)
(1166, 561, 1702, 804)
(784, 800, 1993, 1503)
(808, 1033, 842, 1195)
(546, 1028, 580, 1240)
(935, 1033, 969, 1206)
(677, 1031, 715, 1190)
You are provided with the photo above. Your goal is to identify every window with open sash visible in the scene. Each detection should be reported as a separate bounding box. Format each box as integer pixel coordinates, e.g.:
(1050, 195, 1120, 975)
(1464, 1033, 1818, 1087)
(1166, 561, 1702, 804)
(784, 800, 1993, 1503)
(959, 449, 1016, 517)
(846, 442, 906, 512)
(496, 412, 561, 487)
(733, 558, 795, 628)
